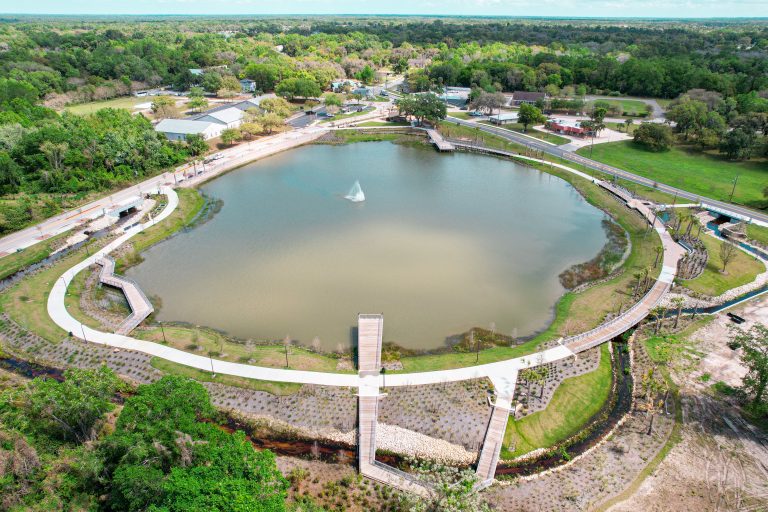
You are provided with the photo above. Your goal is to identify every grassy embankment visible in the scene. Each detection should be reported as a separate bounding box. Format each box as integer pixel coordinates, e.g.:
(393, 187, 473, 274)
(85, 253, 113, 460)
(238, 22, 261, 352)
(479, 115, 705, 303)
(0, 230, 72, 281)
(502, 344, 612, 458)
(578, 140, 768, 210)
(680, 234, 764, 297)
(746, 224, 768, 246)
(478, 120, 570, 145)
(320, 106, 376, 124)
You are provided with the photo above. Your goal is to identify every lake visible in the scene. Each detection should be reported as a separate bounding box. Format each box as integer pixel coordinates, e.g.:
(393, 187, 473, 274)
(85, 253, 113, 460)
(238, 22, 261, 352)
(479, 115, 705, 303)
(127, 142, 608, 351)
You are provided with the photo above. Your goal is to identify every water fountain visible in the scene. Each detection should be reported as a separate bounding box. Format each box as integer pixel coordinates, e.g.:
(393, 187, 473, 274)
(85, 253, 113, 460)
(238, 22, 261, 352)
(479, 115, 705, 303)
(345, 180, 365, 202)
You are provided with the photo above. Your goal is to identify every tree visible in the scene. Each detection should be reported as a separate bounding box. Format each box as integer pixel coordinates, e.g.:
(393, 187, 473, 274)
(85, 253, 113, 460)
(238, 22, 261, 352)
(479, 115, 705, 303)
(259, 97, 292, 117)
(188, 86, 205, 99)
(220, 128, 240, 146)
(667, 99, 708, 139)
(396, 93, 446, 125)
(719, 240, 737, 273)
(324, 93, 342, 114)
(39, 140, 68, 171)
(259, 112, 284, 134)
(275, 78, 321, 100)
(151, 95, 177, 118)
(239, 122, 263, 139)
(720, 127, 756, 160)
(633, 123, 673, 152)
(218, 75, 241, 100)
(185, 134, 208, 155)
(517, 103, 545, 132)
(201, 72, 223, 93)
(470, 91, 506, 114)
(671, 296, 685, 328)
(589, 105, 607, 136)
(187, 96, 208, 113)
(25, 366, 122, 443)
(729, 323, 768, 415)
(624, 118, 633, 132)
(356, 64, 375, 84)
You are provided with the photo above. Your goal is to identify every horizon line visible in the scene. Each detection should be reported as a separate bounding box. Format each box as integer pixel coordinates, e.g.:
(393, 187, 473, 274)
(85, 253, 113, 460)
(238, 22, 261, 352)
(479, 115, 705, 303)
(1, 13, 767, 20)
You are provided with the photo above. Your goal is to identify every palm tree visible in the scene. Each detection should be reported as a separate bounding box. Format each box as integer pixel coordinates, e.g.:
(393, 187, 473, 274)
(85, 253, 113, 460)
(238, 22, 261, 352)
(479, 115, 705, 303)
(671, 297, 685, 328)
(653, 246, 664, 268)
(651, 306, 666, 334)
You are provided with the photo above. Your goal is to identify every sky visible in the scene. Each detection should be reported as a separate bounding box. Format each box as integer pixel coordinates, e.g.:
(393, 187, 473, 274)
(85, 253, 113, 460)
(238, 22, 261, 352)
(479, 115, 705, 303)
(0, 0, 766, 18)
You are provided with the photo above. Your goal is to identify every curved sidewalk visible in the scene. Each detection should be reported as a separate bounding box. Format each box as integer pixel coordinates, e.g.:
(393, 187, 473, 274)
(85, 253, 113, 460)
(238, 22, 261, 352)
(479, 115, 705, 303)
(47, 152, 685, 394)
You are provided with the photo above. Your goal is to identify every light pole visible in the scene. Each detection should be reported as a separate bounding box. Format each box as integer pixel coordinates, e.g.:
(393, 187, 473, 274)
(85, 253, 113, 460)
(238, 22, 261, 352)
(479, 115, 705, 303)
(80, 322, 88, 343)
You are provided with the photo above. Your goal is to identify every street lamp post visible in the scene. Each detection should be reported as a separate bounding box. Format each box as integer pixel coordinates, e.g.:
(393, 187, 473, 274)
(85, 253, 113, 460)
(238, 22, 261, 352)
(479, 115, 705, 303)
(80, 323, 88, 343)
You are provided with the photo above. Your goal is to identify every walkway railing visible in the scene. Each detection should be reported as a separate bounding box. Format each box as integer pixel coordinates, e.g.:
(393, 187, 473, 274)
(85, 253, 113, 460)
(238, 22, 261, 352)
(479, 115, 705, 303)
(96, 256, 154, 335)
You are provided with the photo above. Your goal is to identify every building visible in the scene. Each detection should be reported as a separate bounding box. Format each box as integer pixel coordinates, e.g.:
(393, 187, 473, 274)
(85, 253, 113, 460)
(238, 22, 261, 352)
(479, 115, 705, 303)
(189, 68, 205, 77)
(488, 112, 519, 125)
(154, 119, 223, 141)
(545, 118, 593, 137)
(193, 107, 244, 129)
(512, 91, 547, 106)
(331, 79, 361, 92)
(206, 98, 262, 115)
(240, 79, 256, 93)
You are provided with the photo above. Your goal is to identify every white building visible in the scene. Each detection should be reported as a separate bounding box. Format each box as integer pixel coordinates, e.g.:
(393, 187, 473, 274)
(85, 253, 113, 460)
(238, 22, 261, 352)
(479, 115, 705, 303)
(155, 119, 223, 141)
(193, 107, 244, 129)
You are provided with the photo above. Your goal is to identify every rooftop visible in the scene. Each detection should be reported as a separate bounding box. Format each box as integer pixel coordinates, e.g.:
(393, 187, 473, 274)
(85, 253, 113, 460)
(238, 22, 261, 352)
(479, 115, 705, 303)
(196, 106, 244, 124)
(155, 118, 216, 135)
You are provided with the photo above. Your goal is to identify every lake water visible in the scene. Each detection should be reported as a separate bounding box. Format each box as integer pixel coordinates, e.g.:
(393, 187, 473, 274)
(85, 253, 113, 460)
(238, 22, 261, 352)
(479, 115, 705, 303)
(127, 142, 608, 351)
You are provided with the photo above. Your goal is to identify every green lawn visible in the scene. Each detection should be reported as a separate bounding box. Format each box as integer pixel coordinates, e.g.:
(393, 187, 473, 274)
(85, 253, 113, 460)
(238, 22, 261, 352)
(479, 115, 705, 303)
(747, 224, 768, 246)
(63, 96, 152, 115)
(137, 324, 347, 373)
(589, 99, 649, 117)
(479, 121, 570, 145)
(579, 140, 768, 210)
(502, 344, 612, 458)
(681, 234, 764, 297)
(320, 107, 375, 124)
(150, 357, 303, 395)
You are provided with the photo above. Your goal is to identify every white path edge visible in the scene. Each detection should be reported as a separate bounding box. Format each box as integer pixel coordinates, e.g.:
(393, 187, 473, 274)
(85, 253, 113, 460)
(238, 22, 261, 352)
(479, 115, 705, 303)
(46, 147, 673, 395)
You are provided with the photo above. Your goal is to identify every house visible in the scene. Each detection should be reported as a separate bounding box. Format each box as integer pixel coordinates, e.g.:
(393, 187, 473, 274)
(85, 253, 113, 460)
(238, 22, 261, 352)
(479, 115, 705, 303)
(545, 118, 593, 137)
(488, 112, 519, 125)
(240, 79, 256, 93)
(331, 79, 361, 93)
(512, 91, 547, 106)
(193, 107, 244, 129)
(189, 68, 205, 77)
(155, 119, 223, 141)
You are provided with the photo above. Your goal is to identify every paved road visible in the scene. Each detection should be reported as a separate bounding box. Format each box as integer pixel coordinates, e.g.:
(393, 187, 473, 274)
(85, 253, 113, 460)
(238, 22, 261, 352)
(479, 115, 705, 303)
(447, 116, 768, 226)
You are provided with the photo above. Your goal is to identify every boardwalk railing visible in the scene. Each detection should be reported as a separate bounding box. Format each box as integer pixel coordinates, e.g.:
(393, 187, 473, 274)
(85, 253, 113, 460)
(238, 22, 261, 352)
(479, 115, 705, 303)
(97, 256, 154, 335)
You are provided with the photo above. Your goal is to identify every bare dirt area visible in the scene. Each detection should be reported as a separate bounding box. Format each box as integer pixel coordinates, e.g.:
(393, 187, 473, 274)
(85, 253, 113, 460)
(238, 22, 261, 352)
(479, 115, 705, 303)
(608, 299, 768, 512)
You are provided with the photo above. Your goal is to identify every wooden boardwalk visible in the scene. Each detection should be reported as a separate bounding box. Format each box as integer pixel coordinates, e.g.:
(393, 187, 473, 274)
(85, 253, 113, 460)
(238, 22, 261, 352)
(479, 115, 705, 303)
(358, 313, 383, 373)
(475, 395, 514, 488)
(356, 314, 431, 496)
(426, 129, 455, 151)
(96, 257, 154, 335)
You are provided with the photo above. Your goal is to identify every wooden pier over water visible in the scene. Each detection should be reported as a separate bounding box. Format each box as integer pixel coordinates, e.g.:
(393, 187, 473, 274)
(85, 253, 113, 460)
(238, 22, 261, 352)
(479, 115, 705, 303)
(426, 129, 455, 151)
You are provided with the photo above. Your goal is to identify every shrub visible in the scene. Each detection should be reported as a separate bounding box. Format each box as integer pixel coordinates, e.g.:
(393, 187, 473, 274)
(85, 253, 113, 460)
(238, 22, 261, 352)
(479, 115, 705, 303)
(633, 123, 673, 152)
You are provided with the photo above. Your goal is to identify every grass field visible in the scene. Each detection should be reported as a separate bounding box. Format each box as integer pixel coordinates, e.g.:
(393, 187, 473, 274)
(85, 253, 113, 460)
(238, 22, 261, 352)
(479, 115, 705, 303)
(502, 344, 612, 458)
(137, 324, 347, 373)
(579, 141, 768, 209)
(747, 224, 768, 246)
(150, 357, 303, 395)
(479, 121, 570, 145)
(356, 121, 410, 127)
(320, 107, 375, 123)
(63, 96, 152, 115)
(681, 235, 764, 297)
(589, 99, 649, 117)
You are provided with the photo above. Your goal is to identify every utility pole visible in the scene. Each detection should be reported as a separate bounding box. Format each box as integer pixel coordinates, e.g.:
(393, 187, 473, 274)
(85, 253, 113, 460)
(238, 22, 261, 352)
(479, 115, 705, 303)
(729, 175, 740, 203)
